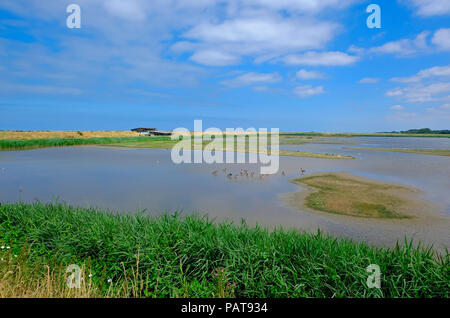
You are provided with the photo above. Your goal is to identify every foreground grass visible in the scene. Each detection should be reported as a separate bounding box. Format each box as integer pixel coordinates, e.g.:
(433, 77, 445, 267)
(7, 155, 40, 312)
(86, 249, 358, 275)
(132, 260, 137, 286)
(290, 173, 414, 218)
(346, 147, 450, 157)
(0, 202, 448, 298)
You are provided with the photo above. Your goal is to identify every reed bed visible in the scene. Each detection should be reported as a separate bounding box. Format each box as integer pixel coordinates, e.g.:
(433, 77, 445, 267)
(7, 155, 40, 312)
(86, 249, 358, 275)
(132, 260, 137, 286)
(0, 202, 448, 298)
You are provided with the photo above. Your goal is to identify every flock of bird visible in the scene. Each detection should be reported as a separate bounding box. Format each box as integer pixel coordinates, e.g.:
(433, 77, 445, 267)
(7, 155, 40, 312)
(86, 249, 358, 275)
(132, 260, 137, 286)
(211, 167, 306, 180)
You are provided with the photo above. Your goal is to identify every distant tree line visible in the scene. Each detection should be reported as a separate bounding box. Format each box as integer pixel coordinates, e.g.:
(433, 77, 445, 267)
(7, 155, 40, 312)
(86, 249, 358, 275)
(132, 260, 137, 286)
(385, 128, 450, 134)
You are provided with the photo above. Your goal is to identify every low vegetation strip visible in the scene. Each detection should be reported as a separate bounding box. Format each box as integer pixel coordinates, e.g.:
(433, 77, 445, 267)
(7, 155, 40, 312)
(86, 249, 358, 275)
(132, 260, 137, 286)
(281, 132, 450, 138)
(0, 202, 448, 298)
(0, 136, 166, 151)
(346, 147, 450, 157)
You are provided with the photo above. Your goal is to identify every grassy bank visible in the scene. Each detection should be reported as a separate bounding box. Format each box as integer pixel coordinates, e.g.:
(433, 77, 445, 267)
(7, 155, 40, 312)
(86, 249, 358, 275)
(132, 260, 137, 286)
(0, 202, 448, 298)
(346, 147, 450, 157)
(0, 136, 155, 151)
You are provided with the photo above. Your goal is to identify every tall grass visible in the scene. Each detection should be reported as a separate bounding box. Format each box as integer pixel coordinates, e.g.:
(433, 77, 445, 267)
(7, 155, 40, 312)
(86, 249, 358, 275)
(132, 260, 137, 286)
(0, 202, 448, 298)
(0, 136, 171, 151)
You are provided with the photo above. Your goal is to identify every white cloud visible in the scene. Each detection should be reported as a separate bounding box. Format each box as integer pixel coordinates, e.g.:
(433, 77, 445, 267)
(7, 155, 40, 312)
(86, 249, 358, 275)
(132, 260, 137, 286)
(426, 103, 450, 116)
(405, 0, 450, 16)
(282, 51, 359, 66)
(221, 72, 282, 87)
(293, 85, 324, 98)
(244, 0, 358, 13)
(190, 50, 241, 66)
(386, 88, 404, 97)
(178, 17, 339, 66)
(386, 82, 450, 102)
(0, 82, 82, 95)
(391, 65, 450, 83)
(432, 28, 450, 51)
(368, 31, 430, 55)
(360, 29, 450, 57)
(359, 77, 379, 84)
(296, 69, 325, 80)
(104, 0, 147, 21)
(390, 105, 404, 111)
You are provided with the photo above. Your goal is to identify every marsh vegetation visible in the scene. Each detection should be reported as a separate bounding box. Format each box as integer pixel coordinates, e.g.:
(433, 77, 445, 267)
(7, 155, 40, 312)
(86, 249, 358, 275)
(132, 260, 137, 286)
(0, 202, 448, 298)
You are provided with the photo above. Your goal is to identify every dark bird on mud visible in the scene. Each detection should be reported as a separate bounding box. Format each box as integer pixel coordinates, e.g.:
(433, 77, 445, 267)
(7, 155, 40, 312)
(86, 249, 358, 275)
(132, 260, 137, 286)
(300, 168, 306, 175)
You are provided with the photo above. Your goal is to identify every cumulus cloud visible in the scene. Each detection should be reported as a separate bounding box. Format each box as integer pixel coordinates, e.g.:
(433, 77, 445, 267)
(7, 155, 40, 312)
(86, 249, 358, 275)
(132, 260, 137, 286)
(190, 50, 241, 66)
(390, 105, 404, 111)
(293, 85, 324, 98)
(244, 0, 358, 13)
(221, 72, 282, 87)
(368, 31, 430, 55)
(404, 0, 450, 16)
(387, 64, 450, 104)
(432, 28, 450, 51)
(296, 69, 325, 80)
(359, 78, 379, 84)
(391, 65, 450, 83)
(178, 17, 339, 66)
(426, 103, 450, 116)
(358, 29, 450, 57)
(282, 51, 359, 66)
(386, 82, 450, 102)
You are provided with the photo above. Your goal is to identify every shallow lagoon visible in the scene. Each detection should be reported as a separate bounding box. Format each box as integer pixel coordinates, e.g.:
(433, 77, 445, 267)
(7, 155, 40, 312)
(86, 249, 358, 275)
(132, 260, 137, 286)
(0, 137, 449, 251)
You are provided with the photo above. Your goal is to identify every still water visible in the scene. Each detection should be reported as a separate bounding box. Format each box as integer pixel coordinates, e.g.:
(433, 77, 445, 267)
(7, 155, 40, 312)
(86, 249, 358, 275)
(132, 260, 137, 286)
(1, 137, 449, 251)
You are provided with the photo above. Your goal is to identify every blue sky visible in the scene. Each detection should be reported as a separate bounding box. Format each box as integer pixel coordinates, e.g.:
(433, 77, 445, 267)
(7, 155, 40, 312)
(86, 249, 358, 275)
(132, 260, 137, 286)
(0, 0, 449, 132)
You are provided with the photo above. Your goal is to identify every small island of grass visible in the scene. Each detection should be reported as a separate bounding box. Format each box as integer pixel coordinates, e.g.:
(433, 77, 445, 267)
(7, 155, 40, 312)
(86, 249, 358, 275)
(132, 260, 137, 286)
(289, 173, 420, 219)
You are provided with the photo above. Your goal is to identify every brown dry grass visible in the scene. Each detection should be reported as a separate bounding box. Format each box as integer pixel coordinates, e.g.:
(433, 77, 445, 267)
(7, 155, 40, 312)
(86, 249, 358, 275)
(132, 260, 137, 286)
(290, 173, 416, 218)
(0, 246, 151, 298)
(0, 130, 140, 140)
